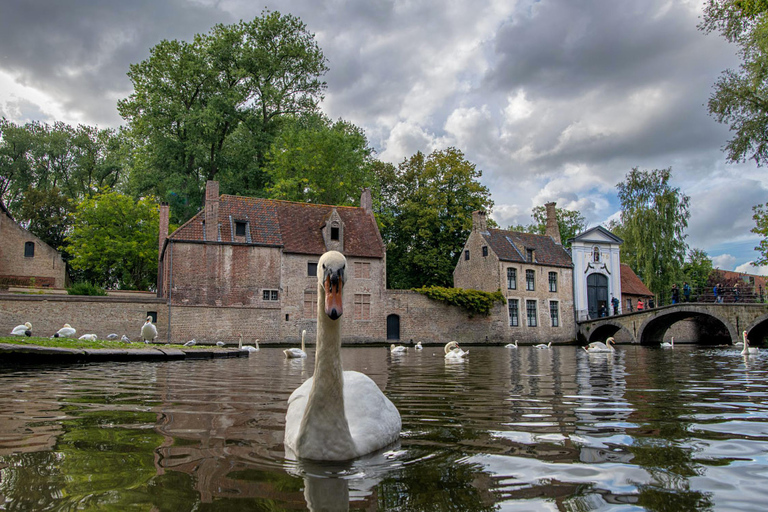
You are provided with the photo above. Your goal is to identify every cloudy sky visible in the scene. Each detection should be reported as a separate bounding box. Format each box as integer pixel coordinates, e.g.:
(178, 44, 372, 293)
(1, 0, 765, 273)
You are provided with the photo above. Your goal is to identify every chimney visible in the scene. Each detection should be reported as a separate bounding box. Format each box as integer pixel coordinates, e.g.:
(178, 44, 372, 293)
(204, 180, 219, 242)
(360, 188, 372, 214)
(472, 210, 488, 233)
(545, 202, 561, 245)
(157, 202, 170, 297)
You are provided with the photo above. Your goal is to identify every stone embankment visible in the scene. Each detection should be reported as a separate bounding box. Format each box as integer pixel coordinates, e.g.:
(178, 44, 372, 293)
(0, 343, 249, 363)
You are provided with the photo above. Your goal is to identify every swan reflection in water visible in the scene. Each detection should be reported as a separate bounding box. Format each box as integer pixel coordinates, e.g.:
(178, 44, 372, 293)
(285, 446, 404, 511)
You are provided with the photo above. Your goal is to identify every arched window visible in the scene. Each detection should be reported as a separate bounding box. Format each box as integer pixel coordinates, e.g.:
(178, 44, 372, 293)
(592, 246, 600, 262)
(24, 241, 35, 258)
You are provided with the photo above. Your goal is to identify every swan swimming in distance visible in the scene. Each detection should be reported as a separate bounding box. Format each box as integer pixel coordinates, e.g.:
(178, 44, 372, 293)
(534, 341, 552, 349)
(585, 337, 615, 353)
(742, 331, 759, 355)
(238, 333, 260, 352)
(505, 340, 518, 349)
(444, 341, 468, 360)
(661, 337, 674, 348)
(54, 324, 76, 338)
(415, 341, 423, 350)
(284, 251, 401, 461)
(390, 344, 408, 354)
(285, 330, 308, 358)
(10, 322, 31, 336)
(141, 316, 157, 342)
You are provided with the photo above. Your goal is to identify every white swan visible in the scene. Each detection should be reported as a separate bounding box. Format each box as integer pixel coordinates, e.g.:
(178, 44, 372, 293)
(534, 341, 552, 349)
(216, 341, 226, 347)
(107, 333, 118, 340)
(415, 341, 423, 350)
(390, 344, 408, 354)
(183, 339, 196, 347)
(78, 334, 98, 341)
(54, 324, 76, 338)
(285, 330, 308, 358)
(661, 336, 674, 348)
(742, 331, 759, 355)
(141, 316, 157, 342)
(585, 337, 615, 353)
(121, 335, 131, 343)
(11, 322, 31, 336)
(505, 340, 519, 349)
(285, 251, 401, 461)
(238, 333, 260, 352)
(444, 341, 468, 360)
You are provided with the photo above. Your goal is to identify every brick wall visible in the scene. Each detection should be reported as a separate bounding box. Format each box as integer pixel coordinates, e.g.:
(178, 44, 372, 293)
(0, 295, 167, 340)
(454, 230, 501, 291)
(0, 213, 67, 289)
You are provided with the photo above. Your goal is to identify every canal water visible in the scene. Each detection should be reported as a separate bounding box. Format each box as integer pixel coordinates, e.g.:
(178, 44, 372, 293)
(1, 344, 766, 511)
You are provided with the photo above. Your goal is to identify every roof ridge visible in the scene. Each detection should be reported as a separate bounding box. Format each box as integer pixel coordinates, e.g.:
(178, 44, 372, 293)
(219, 194, 364, 210)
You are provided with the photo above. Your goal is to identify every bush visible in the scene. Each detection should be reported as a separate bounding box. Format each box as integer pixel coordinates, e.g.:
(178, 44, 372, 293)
(67, 282, 108, 296)
(413, 286, 506, 317)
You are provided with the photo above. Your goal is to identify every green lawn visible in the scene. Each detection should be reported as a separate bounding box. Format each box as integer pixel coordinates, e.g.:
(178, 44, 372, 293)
(0, 336, 220, 350)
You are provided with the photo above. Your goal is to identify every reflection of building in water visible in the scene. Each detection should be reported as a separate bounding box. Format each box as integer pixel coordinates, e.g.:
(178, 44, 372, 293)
(0, 379, 65, 456)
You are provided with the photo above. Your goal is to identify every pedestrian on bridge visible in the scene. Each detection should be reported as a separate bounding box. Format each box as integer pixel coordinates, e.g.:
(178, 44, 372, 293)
(637, 299, 645, 310)
(611, 294, 619, 315)
(671, 284, 680, 304)
(683, 282, 691, 302)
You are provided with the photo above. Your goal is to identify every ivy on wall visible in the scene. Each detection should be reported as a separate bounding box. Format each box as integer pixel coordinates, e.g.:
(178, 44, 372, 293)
(413, 286, 506, 317)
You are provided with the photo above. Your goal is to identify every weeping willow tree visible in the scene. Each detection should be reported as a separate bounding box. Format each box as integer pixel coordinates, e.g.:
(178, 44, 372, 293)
(613, 167, 690, 299)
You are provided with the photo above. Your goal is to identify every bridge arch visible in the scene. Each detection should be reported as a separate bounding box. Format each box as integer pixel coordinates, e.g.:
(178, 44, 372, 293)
(636, 308, 734, 345)
(744, 312, 768, 345)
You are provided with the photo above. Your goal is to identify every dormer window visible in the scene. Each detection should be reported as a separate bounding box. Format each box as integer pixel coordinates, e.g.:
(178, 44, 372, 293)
(526, 248, 534, 262)
(331, 226, 340, 240)
(235, 221, 247, 237)
(593, 246, 600, 262)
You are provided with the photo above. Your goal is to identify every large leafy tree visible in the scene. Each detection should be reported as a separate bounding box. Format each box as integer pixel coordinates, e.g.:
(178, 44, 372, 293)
(18, 186, 73, 255)
(613, 167, 690, 298)
(508, 205, 586, 248)
(119, 10, 328, 222)
(264, 113, 375, 205)
(682, 248, 715, 296)
(378, 148, 494, 289)
(751, 202, 768, 263)
(701, 0, 768, 164)
(66, 190, 159, 290)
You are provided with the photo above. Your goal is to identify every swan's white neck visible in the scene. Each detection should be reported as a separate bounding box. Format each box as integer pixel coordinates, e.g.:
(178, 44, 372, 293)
(296, 280, 354, 458)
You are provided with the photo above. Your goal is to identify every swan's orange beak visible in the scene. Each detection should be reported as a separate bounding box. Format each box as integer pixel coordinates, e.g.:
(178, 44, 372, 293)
(324, 274, 343, 320)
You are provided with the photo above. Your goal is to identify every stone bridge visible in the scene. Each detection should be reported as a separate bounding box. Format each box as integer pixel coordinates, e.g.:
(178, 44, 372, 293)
(577, 302, 768, 345)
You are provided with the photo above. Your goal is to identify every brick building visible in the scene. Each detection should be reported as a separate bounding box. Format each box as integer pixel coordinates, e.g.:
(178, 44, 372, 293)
(453, 205, 576, 343)
(620, 264, 653, 312)
(158, 181, 387, 342)
(0, 200, 67, 288)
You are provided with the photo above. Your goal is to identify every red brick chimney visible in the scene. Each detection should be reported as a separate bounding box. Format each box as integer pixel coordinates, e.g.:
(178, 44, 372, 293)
(204, 180, 219, 242)
(157, 202, 170, 296)
(545, 202, 561, 245)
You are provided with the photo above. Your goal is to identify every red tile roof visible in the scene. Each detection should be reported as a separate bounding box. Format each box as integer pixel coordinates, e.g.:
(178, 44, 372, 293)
(620, 264, 653, 297)
(483, 229, 573, 268)
(168, 195, 384, 259)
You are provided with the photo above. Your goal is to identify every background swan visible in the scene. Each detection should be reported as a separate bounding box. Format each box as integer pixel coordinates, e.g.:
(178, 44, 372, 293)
(78, 334, 98, 341)
(238, 333, 259, 352)
(54, 324, 76, 338)
(444, 341, 468, 359)
(285, 251, 401, 461)
(534, 341, 552, 349)
(140, 316, 157, 342)
(121, 335, 131, 343)
(11, 322, 31, 336)
(415, 341, 423, 350)
(390, 344, 408, 354)
(661, 337, 674, 348)
(505, 340, 518, 349)
(585, 337, 615, 353)
(285, 330, 307, 358)
(107, 333, 118, 339)
(183, 339, 196, 347)
(742, 331, 759, 355)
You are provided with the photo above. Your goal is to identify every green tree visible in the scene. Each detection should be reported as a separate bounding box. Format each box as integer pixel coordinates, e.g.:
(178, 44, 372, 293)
(682, 248, 715, 297)
(614, 167, 690, 298)
(378, 148, 494, 289)
(18, 186, 73, 255)
(508, 205, 586, 248)
(119, 10, 328, 222)
(66, 190, 159, 290)
(700, 0, 768, 164)
(264, 113, 375, 205)
(751, 202, 768, 263)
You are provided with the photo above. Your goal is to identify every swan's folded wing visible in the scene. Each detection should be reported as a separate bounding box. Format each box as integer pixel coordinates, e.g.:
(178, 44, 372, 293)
(343, 371, 401, 455)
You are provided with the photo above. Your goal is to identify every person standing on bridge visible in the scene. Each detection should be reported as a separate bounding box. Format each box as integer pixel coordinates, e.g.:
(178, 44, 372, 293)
(671, 283, 680, 304)
(637, 298, 645, 310)
(734, 282, 740, 302)
(611, 294, 619, 315)
(715, 283, 724, 303)
(683, 281, 691, 302)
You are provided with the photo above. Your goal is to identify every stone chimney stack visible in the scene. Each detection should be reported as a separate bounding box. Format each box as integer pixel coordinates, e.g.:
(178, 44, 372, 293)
(545, 202, 561, 245)
(472, 210, 488, 233)
(204, 180, 219, 242)
(360, 188, 372, 214)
